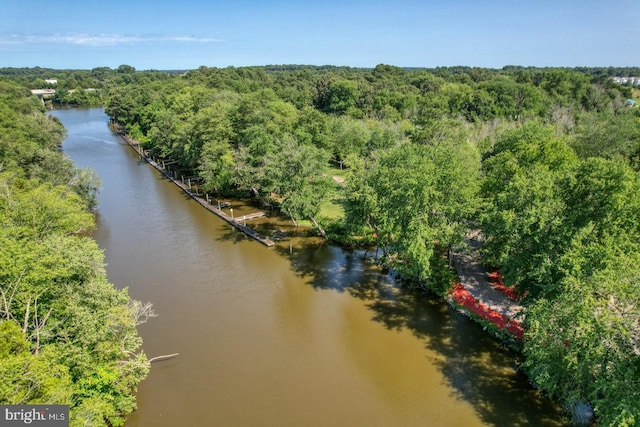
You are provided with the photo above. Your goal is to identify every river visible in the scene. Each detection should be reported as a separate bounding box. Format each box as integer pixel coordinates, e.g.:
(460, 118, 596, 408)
(53, 108, 565, 426)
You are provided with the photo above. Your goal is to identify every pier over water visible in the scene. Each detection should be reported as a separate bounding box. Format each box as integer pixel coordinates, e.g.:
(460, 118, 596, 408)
(118, 131, 275, 247)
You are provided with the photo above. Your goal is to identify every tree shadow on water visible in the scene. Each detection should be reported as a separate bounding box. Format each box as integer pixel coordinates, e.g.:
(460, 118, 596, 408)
(280, 240, 567, 427)
(214, 226, 254, 245)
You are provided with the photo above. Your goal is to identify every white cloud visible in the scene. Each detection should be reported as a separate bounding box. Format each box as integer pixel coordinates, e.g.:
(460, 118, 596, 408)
(165, 36, 223, 43)
(0, 33, 223, 46)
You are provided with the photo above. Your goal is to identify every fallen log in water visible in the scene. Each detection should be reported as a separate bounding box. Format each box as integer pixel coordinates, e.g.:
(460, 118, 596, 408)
(149, 353, 180, 364)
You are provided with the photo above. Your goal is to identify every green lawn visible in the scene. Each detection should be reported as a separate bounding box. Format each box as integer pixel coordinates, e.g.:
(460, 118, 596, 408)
(319, 196, 345, 220)
(299, 168, 347, 228)
(324, 166, 347, 221)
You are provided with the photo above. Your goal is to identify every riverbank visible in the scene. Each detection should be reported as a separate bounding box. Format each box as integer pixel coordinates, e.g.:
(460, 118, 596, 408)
(116, 126, 525, 344)
(115, 129, 275, 247)
(451, 231, 525, 346)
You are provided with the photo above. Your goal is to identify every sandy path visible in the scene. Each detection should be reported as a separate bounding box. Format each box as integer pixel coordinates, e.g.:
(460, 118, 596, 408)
(452, 230, 523, 319)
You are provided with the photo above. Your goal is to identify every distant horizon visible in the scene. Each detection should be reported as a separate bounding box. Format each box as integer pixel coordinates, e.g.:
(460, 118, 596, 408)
(3, 1, 639, 71)
(3, 63, 640, 73)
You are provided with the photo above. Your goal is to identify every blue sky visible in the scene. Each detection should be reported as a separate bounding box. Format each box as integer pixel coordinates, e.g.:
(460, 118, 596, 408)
(1, 0, 638, 70)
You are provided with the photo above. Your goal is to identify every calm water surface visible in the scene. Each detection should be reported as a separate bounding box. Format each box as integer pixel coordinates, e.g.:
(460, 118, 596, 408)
(53, 108, 565, 427)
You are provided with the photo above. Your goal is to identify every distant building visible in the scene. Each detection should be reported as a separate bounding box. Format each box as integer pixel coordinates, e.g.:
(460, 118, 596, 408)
(626, 99, 638, 107)
(44, 79, 58, 85)
(612, 77, 640, 86)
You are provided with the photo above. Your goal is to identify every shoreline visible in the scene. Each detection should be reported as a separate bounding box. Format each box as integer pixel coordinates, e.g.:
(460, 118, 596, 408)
(114, 128, 275, 247)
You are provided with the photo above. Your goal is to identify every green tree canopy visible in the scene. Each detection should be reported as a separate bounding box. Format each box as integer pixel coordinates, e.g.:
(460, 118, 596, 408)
(345, 140, 480, 281)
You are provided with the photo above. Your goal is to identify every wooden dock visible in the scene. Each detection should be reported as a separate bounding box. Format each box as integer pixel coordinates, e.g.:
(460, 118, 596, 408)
(233, 212, 266, 223)
(119, 134, 275, 247)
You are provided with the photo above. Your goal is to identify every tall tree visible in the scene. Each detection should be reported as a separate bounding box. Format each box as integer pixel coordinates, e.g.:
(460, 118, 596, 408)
(523, 249, 640, 426)
(345, 140, 480, 281)
(262, 135, 333, 231)
(571, 110, 640, 170)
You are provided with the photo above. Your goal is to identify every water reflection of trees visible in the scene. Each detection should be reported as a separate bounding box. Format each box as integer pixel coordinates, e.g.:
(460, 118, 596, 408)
(276, 238, 566, 427)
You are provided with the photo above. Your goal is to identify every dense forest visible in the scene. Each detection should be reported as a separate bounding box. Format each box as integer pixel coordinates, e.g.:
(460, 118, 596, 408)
(0, 81, 150, 426)
(2, 64, 640, 425)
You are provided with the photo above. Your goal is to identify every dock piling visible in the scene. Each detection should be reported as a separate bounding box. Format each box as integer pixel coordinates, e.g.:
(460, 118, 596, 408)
(119, 133, 275, 247)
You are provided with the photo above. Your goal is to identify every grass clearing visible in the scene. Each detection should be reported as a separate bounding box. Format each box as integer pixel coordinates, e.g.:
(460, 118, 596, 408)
(319, 197, 345, 220)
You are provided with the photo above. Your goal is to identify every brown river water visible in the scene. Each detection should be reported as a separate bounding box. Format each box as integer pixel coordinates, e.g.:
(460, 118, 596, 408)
(53, 108, 565, 427)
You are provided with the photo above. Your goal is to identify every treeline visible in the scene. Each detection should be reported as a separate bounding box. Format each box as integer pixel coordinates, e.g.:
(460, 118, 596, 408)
(0, 81, 150, 426)
(104, 64, 636, 228)
(104, 64, 640, 425)
(0, 65, 176, 106)
(481, 122, 640, 424)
